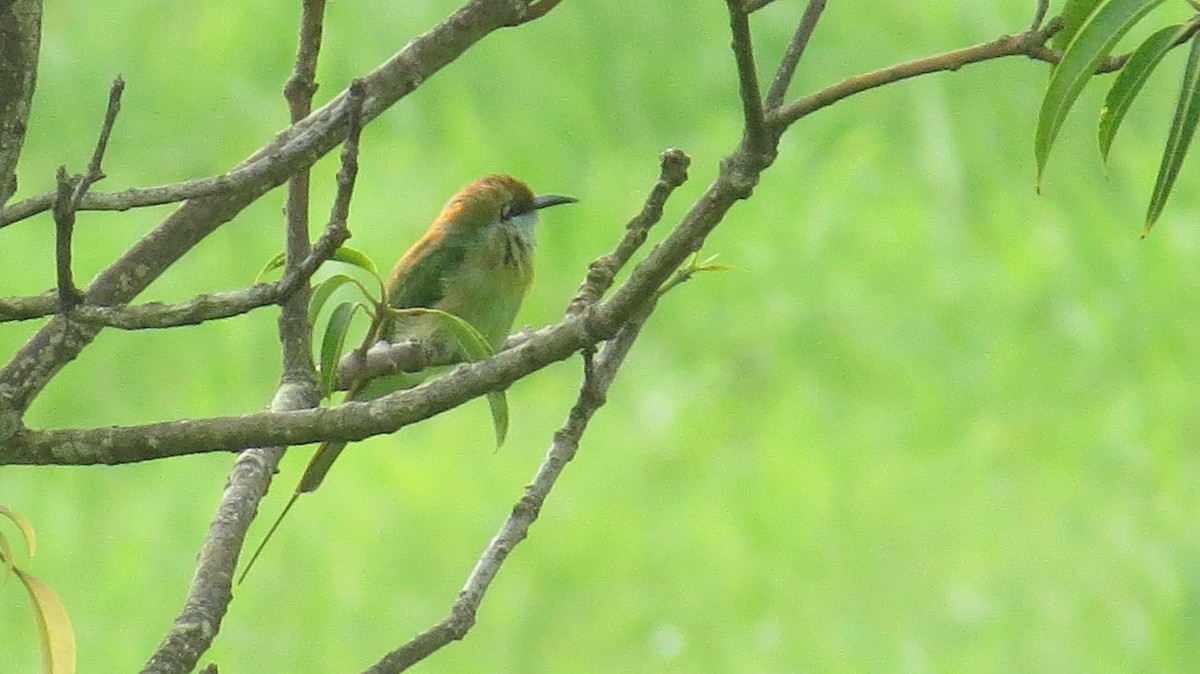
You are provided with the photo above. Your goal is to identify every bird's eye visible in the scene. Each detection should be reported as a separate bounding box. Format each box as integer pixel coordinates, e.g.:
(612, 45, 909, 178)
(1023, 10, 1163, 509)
(502, 200, 531, 221)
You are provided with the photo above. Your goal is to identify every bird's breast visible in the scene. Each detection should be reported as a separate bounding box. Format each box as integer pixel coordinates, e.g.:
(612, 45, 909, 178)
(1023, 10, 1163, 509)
(434, 224, 534, 348)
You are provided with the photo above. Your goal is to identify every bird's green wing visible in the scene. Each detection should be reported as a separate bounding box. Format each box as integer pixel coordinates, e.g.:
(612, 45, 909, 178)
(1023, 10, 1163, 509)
(386, 229, 468, 310)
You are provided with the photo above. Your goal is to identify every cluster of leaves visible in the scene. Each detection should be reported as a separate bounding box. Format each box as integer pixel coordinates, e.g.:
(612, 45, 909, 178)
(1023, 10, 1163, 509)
(1037, 0, 1200, 235)
(1, 506, 74, 674)
(258, 248, 510, 447)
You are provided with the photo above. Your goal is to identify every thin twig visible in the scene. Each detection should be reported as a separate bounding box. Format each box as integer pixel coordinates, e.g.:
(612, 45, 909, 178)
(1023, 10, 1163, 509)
(365, 300, 656, 674)
(764, 0, 825, 110)
(566, 148, 689, 317)
(49, 76, 125, 312)
(0, 163, 282, 228)
(0, 221, 348, 328)
(328, 80, 366, 238)
(725, 0, 769, 151)
(76, 76, 125, 201)
(770, 24, 1058, 131)
(278, 0, 326, 379)
(1031, 0, 1050, 30)
(52, 167, 82, 311)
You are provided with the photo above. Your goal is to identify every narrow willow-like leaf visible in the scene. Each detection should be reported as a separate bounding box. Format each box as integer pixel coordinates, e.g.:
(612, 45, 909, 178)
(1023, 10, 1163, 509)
(307, 274, 370, 325)
(388, 307, 509, 447)
(0, 531, 13, 583)
(1036, 0, 1165, 186)
(15, 568, 75, 674)
(0, 505, 36, 557)
(1100, 23, 1193, 162)
(1054, 0, 1106, 51)
(331, 246, 386, 297)
(331, 246, 380, 277)
(320, 302, 363, 396)
(254, 252, 287, 283)
(485, 389, 510, 451)
(1145, 33, 1200, 234)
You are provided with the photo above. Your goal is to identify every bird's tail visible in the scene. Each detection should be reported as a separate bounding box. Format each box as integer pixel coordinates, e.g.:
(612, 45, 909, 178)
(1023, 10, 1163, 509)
(237, 438, 347, 584)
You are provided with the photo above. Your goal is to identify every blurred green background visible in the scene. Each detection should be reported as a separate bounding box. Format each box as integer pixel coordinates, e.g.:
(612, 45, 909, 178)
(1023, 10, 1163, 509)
(4, 1, 1200, 671)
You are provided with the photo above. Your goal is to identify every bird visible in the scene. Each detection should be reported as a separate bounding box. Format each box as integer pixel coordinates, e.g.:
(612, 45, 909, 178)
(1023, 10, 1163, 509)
(239, 175, 577, 582)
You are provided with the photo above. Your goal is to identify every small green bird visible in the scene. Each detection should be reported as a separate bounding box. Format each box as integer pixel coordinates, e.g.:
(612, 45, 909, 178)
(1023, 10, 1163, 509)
(240, 175, 576, 581)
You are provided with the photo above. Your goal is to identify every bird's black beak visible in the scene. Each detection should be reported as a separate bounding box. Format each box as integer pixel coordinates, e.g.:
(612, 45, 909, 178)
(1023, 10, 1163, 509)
(533, 194, 578, 210)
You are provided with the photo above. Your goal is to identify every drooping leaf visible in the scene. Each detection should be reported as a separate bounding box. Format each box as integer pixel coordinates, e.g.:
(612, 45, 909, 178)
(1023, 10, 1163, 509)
(331, 246, 379, 277)
(1100, 23, 1194, 162)
(254, 251, 287, 283)
(1036, 0, 1165, 187)
(0, 531, 13, 584)
(1054, 0, 1106, 51)
(1145, 33, 1200, 234)
(485, 389, 510, 451)
(0, 505, 36, 558)
(308, 274, 371, 325)
(15, 568, 75, 674)
(388, 307, 509, 448)
(319, 302, 364, 396)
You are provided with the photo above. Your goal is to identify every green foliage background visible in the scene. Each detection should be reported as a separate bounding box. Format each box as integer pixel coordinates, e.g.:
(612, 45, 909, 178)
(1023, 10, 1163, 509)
(4, 1, 1200, 671)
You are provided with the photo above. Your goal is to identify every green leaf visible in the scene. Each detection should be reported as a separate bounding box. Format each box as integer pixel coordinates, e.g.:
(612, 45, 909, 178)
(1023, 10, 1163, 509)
(1145, 33, 1200, 234)
(254, 252, 287, 283)
(308, 274, 369, 325)
(319, 302, 363, 396)
(1100, 23, 1194, 162)
(0, 505, 36, 557)
(485, 389, 510, 450)
(331, 246, 379, 277)
(1054, 0, 1106, 51)
(15, 568, 76, 674)
(331, 246, 386, 299)
(1036, 0, 1165, 187)
(387, 307, 509, 448)
(0, 505, 36, 587)
(0, 531, 12, 584)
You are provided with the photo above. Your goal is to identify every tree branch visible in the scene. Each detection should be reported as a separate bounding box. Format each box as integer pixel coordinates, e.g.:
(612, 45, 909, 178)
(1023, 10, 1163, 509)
(52, 167, 84, 311)
(566, 148, 689, 317)
(0, 0, 41, 209)
(725, 0, 769, 151)
(0, 217, 347, 329)
(763, 0, 825, 110)
(769, 24, 1059, 131)
(50, 76, 125, 312)
(1031, 0, 1050, 30)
